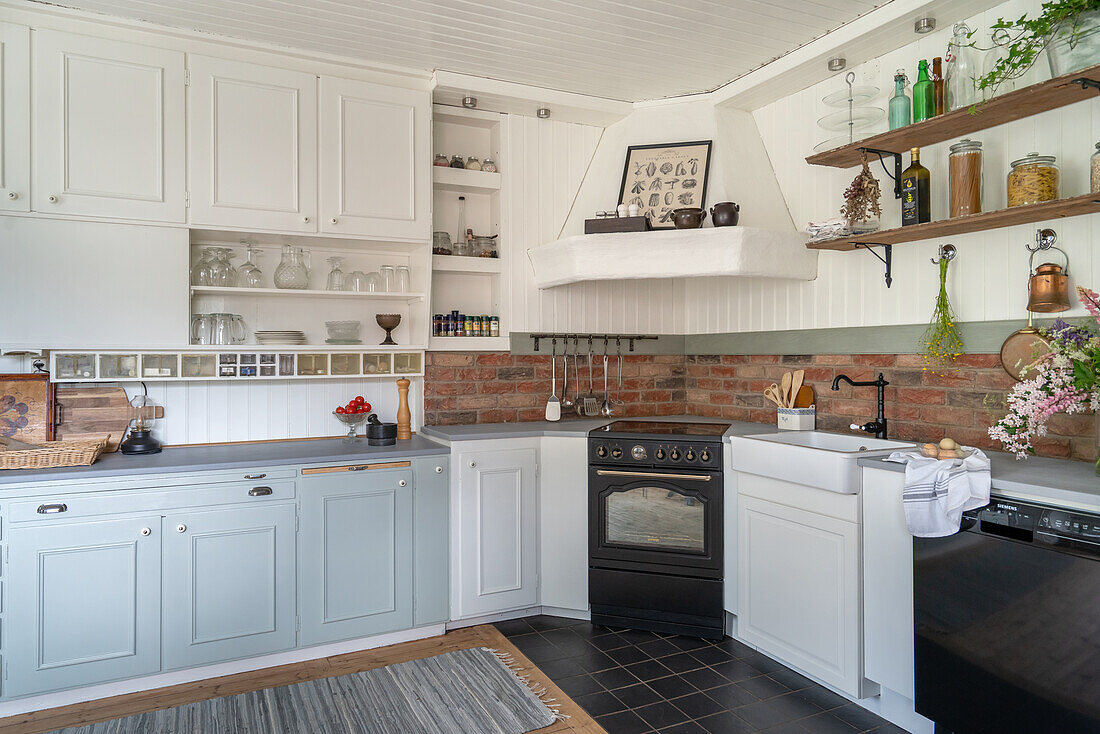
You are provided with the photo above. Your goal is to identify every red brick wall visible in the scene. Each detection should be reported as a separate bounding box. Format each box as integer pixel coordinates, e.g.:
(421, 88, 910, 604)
(423, 351, 1097, 462)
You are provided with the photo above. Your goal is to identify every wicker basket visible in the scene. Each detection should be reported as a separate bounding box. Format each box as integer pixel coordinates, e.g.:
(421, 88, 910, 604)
(0, 436, 110, 471)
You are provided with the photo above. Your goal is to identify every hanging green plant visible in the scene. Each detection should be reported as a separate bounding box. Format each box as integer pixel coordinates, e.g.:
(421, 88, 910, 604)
(920, 256, 965, 374)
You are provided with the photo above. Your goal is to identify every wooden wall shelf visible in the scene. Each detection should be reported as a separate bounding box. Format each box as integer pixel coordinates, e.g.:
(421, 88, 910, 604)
(807, 193, 1100, 251)
(806, 64, 1100, 169)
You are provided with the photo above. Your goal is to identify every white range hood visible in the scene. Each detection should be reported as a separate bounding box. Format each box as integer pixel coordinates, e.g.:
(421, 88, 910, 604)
(527, 226, 818, 289)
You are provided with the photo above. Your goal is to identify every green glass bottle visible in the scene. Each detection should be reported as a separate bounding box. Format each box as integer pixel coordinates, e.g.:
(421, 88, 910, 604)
(913, 60, 934, 122)
(888, 70, 911, 130)
(901, 147, 931, 226)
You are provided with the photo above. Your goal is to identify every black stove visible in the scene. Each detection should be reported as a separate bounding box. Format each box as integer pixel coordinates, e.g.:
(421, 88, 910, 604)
(588, 420, 729, 639)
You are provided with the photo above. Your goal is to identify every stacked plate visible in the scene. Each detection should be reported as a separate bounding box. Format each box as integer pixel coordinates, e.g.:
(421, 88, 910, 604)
(255, 330, 307, 345)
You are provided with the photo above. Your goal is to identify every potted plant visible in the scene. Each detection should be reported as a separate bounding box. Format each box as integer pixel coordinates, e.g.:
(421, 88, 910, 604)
(973, 0, 1100, 99)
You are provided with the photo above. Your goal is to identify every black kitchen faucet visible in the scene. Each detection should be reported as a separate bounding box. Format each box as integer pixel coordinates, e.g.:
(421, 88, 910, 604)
(831, 372, 889, 440)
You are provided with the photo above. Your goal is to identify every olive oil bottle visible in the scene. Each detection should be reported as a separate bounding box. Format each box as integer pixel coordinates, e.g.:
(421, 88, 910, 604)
(901, 147, 931, 226)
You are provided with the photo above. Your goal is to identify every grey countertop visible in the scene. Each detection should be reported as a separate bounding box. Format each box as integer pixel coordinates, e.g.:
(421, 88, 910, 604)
(0, 435, 448, 486)
(420, 415, 776, 442)
(859, 453, 1100, 510)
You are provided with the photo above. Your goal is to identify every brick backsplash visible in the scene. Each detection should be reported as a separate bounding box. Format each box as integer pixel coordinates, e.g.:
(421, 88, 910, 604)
(424, 351, 1097, 462)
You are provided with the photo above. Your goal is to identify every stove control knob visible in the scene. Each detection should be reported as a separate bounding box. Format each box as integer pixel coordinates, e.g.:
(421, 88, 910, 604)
(596, 445, 608, 458)
(700, 449, 711, 463)
(655, 448, 666, 460)
(631, 445, 647, 460)
(669, 448, 681, 461)
(611, 447, 623, 459)
(685, 449, 696, 462)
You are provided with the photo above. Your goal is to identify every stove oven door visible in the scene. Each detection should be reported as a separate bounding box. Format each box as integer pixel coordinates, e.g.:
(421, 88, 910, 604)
(589, 467, 722, 577)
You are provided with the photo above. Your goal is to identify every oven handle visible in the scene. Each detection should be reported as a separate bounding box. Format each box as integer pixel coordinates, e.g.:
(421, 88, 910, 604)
(595, 469, 711, 482)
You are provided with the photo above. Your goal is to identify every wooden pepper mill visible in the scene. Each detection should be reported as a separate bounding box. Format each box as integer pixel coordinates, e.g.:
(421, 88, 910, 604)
(396, 378, 412, 440)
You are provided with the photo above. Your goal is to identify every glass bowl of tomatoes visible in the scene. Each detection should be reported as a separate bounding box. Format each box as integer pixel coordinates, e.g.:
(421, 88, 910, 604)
(334, 396, 372, 443)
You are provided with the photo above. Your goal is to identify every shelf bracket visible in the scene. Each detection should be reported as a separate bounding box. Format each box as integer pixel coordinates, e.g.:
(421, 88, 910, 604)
(1072, 77, 1100, 93)
(853, 243, 893, 288)
(858, 147, 903, 199)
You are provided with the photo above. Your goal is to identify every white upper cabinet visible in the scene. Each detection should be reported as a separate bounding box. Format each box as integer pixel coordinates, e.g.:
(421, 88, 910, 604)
(0, 24, 30, 212)
(33, 30, 186, 222)
(320, 77, 430, 240)
(188, 55, 317, 232)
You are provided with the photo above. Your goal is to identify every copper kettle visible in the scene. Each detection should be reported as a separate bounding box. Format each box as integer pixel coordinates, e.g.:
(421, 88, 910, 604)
(1026, 234, 1070, 313)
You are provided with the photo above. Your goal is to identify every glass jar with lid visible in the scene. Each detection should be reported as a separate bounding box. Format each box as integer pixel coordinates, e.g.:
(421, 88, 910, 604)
(434, 153, 449, 167)
(948, 138, 982, 217)
(1092, 142, 1100, 194)
(473, 236, 497, 258)
(449, 154, 465, 169)
(482, 157, 498, 173)
(465, 156, 482, 171)
(1007, 152, 1059, 207)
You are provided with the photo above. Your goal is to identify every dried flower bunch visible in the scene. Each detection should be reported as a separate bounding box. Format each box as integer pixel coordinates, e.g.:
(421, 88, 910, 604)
(840, 153, 882, 228)
(919, 258, 964, 374)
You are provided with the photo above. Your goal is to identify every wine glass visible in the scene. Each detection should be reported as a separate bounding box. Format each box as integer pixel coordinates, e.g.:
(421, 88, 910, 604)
(238, 245, 263, 288)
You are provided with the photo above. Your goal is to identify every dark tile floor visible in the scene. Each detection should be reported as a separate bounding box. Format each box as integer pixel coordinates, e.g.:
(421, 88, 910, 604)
(496, 615, 906, 734)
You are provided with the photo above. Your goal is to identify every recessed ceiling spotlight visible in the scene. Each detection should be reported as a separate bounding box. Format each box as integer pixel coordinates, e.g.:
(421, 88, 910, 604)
(828, 57, 847, 72)
(462, 95, 477, 109)
(914, 17, 936, 34)
(536, 107, 551, 119)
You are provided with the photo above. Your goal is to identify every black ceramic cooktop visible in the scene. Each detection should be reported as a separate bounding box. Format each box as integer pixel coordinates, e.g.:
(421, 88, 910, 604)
(592, 420, 732, 438)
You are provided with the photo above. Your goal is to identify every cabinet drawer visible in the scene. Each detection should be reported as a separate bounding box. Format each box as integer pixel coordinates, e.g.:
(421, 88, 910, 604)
(10, 480, 296, 523)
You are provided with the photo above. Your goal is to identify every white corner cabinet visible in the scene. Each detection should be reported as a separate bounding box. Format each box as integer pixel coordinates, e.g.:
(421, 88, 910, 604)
(0, 24, 30, 213)
(735, 472, 865, 698)
(1, 454, 449, 702)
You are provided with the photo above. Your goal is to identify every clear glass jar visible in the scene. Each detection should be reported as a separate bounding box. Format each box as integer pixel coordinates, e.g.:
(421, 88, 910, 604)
(432, 231, 452, 255)
(949, 138, 982, 217)
(433, 153, 449, 167)
(1007, 152, 1059, 208)
(394, 265, 411, 293)
(449, 154, 465, 169)
(379, 265, 396, 292)
(465, 156, 482, 171)
(482, 157, 498, 173)
(473, 236, 496, 258)
(1092, 142, 1100, 195)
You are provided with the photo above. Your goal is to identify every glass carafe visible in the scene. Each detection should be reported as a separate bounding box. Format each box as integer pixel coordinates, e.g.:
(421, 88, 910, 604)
(274, 245, 311, 289)
(945, 23, 980, 111)
(238, 245, 263, 288)
(191, 248, 216, 286)
(326, 257, 346, 291)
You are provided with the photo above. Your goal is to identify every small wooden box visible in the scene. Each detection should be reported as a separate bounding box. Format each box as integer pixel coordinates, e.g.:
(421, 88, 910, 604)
(584, 216, 651, 234)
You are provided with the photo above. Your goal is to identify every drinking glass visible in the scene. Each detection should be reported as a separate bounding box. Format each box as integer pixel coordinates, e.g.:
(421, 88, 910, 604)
(366, 271, 382, 292)
(190, 314, 213, 345)
(347, 270, 368, 292)
(238, 246, 263, 288)
(326, 257, 346, 291)
(394, 265, 411, 293)
(230, 315, 246, 344)
(379, 265, 396, 292)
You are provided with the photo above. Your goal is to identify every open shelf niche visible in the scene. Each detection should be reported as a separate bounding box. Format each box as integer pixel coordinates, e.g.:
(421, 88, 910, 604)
(429, 104, 509, 351)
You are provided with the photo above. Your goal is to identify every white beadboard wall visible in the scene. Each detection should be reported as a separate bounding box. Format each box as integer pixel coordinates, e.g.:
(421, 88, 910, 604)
(683, 0, 1100, 334)
(502, 113, 686, 335)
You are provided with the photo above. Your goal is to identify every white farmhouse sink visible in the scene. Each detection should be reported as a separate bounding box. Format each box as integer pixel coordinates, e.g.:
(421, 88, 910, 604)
(729, 431, 915, 493)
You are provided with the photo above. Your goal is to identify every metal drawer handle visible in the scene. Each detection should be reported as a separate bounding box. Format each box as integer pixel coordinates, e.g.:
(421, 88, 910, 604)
(243, 473, 266, 480)
(595, 469, 711, 482)
(37, 503, 68, 514)
(249, 486, 273, 497)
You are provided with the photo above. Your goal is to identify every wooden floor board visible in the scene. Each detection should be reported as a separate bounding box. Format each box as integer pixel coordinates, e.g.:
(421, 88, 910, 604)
(0, 625, 605, 734)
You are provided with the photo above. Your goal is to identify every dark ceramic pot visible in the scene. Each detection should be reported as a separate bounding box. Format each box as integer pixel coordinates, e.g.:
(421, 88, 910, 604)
(671, 207, 706, 229)
(710, 201, 740, 227)
(367, 414, 397, 446)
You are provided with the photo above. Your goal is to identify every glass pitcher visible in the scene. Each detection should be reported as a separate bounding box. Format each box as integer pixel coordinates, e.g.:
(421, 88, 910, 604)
(190, 314, 214, 345)
(274, 245, 311, 289)
(230, 315, 246, 344)
(212, 313, 236, 345)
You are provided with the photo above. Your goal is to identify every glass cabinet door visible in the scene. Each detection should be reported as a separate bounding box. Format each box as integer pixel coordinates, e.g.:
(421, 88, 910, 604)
(604, 485, 705, 553)
(393, 352, 422, 374)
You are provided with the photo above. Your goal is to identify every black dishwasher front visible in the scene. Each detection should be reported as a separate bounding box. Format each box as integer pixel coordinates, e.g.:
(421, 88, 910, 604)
(914, 498, 1100, 734)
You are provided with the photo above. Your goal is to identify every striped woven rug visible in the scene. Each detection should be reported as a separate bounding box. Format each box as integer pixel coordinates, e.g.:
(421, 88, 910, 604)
(50, 647, 563, 734)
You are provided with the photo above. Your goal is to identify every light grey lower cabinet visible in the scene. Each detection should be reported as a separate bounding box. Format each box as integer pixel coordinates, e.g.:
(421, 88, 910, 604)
(162, 504, 298, 669)
(413, 457, 450, 626)
(7, 516, 163, 697)
(298, 465, 414, 645)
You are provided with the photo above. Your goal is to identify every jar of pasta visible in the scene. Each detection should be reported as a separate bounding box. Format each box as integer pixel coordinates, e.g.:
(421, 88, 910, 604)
(1007, 152, 1058, 207)
(948, 138, 982, 217)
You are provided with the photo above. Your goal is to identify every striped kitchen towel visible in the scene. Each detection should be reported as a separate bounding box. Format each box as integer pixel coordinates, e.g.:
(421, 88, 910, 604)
(884, 448, 991, 537)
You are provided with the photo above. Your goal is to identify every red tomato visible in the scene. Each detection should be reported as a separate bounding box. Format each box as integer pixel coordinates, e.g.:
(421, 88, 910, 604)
(353, 395, 365, 403)
(363, 402, 372, 412)
(335, 406, 346, 414)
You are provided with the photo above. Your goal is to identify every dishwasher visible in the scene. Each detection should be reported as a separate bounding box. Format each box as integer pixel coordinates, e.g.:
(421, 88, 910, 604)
(913, 497, 1100, 734)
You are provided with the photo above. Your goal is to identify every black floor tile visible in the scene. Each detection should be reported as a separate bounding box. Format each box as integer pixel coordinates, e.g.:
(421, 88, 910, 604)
(625, 659, 674, 681)
(737, 674, 791, 700)
(734, 691, 821, 729)
(493, 618, 535, 636)
(672, 691, 726, 719)
(768, 667, 815, 691)
(711, 658, 766, 683)
(525, 614, 575, 631)
(713, 637, 757, 657)
(556, 673, 604, 697)
(636, 637, 680, 658)
(590, 632, 633, 651)
(618, 629, 664, 645)
(831, 703, 890, 732)
(697, 710, 755, 733)
(575, 690, 629, 717)
(647, 674, 699, 700)
(593, 666, 642, 690)
(634, 700, 690, 730)
(705, 682, 759, 710)
(669, 635, 712, 652)
(690, 645, 735, 666)
(574, 649, 620, 673)
(614, 682, 662, 708)
(793, 684, 848, 712)
(661, 721, 708, 734)
(795, 712, 861, 733)
(681, 666, 730, 691)
(597, 709, 653, 734)
(659, 651, 707, 674)
(608, 645, 650, 666)
(536, 656, 587, 679)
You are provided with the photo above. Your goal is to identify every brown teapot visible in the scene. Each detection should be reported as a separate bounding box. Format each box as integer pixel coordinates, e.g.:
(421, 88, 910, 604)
(710, 201, 740, 227)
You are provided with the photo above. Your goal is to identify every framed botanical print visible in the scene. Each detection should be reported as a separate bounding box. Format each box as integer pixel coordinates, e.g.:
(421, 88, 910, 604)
(618, 140, 713, 229)
(0, 374, 55, 444)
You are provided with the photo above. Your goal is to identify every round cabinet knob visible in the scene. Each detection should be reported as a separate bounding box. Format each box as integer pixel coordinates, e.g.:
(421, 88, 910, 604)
(176, 523, 187, 533)
(596, 445, 608, 458)
(48, 195, 59, 203)
(469, 461, 476, 468)
(669, 449, 681, 461)
(610, 447, 623, 459)
(700, 449, 711, 463)
(685, 449, 696, 462)
(140, 527, 151, 536)
(302, 216, 311, 223)
(434, 465, 444, 473)
(6, 191, 17, 200)
(398, 479, 407, 487)
(330, 217, 338, 224)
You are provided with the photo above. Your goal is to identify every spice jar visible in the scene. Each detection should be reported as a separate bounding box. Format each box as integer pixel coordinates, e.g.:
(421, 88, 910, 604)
(482, 157, 498, 173)
(465, 156, 482, 171)
(473, 235, 497, 258)
(1092, 142, 1100, 194)
(948, 138, 982, 217)
(433, 153, 449, 167)
(1007, 152, 1059, 207)
(449, 154, 465, 169)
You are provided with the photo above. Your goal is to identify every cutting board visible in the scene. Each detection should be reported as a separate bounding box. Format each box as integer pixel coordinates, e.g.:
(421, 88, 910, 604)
(55, 387, 163, 452)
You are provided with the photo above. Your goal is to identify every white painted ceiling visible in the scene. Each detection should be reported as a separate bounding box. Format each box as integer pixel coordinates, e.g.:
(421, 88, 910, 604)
(39, 0, 888, 102)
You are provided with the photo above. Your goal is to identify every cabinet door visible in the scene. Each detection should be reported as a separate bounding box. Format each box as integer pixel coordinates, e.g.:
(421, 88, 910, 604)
(455, 448, 538, 618)
(413, 457, 450, 626)
(320, 76, 430, 240)
(538, 437, 588, 613)
(34, 30, 185, 222)
(162, 504, 297, 669)
(738, 495, 861, 696)
(7, 516, 162, 696)
(189, 55, 317, 232)
(0, 23, 29, 212)
(299, 467, 413, 645)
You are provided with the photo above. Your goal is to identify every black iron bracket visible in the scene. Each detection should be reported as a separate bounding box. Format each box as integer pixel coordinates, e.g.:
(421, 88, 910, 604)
(1072, 77, 1100, 93)
(853, 243, 893, 288)
(858, 147, 903, 199)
